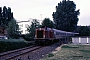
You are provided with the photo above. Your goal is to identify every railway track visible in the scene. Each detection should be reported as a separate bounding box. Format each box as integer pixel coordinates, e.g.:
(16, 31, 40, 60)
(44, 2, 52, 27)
(0, 45, 42, 60)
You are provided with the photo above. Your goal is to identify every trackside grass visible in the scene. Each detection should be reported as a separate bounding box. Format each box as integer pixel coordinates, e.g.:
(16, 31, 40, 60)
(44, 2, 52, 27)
(41, 44, 90, 60)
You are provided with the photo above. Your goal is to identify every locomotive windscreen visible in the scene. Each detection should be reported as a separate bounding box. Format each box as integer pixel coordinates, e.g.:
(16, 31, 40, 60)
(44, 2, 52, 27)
(37, 30, 43, 38)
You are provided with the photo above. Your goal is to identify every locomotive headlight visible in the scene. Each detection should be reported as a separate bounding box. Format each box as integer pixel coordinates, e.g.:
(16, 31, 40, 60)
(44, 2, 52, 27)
(35, 35, 36, 38)
(44, 35, 45, 38)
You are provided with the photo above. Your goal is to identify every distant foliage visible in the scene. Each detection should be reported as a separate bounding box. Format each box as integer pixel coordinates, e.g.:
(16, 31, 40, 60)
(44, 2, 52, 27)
(0, 6, 13, 26)
(52, 0, 80, 32)
(7, 18, 21, 39)
(76, 26, 90, 36)
(27, 19, 40, 40)
(41, 18, 55, 28)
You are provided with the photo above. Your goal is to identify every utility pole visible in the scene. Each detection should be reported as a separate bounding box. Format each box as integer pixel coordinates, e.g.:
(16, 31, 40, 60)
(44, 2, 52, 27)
(40, 14, 43, 24)
(40, 14, 42, 21)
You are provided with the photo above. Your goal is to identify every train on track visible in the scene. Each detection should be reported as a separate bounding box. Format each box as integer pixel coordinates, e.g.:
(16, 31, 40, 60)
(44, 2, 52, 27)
(34, 27, 79, 45)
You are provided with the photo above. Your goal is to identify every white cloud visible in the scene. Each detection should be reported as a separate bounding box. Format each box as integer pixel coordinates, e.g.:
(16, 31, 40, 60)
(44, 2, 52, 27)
(0, 0, 90, 25)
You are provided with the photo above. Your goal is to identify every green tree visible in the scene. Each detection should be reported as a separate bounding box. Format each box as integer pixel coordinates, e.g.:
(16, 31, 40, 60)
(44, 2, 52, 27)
(0, 6, 13, 36)
(7, 18, 20, 39)
(27, 19, 40, 39)
(41, 18, 55, 28)
(0, 6, 13, 26)
(52, 0, 80, 32)
(77, 26, 90, 36)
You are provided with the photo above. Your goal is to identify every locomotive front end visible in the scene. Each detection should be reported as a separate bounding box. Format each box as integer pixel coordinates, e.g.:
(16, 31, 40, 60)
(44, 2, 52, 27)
(34, 28, 54, 45)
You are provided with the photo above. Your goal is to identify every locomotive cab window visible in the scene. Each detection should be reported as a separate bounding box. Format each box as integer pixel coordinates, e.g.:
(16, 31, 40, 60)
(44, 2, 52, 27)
(37, 30, 43, 38)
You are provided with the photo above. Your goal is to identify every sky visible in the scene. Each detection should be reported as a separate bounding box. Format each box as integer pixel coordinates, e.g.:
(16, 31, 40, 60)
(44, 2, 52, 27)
(0, 0, 90, 26)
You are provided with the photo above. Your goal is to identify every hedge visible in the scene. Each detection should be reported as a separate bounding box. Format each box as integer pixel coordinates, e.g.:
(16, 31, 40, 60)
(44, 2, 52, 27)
(0, 39, 33, 53)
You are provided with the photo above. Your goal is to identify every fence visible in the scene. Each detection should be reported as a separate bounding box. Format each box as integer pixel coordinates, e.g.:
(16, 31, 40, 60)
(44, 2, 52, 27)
(72, 37, 90, 44)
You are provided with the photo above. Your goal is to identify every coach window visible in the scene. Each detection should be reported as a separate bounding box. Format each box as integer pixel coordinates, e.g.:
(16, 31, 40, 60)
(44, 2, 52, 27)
(61, 33, 63, 35)
(63, 33, 64, 35)
(59, 32, 60, 35)
(56, 32, 57, 35)
(60, 33, 62, 35)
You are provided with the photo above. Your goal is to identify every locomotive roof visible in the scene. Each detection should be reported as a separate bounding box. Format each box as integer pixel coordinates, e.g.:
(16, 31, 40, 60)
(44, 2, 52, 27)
(36, 27, 79, 35)
(36, 27, 53, 30)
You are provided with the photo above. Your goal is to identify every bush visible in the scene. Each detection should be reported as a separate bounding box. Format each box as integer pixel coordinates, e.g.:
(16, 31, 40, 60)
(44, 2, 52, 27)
(23, 34, 34, 41)
(0, 39, 32, 53)
(48, 53, 54, 57)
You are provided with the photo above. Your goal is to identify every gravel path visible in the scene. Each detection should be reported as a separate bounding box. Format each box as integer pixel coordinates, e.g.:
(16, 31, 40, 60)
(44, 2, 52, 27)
(12, 42, 62, 60)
